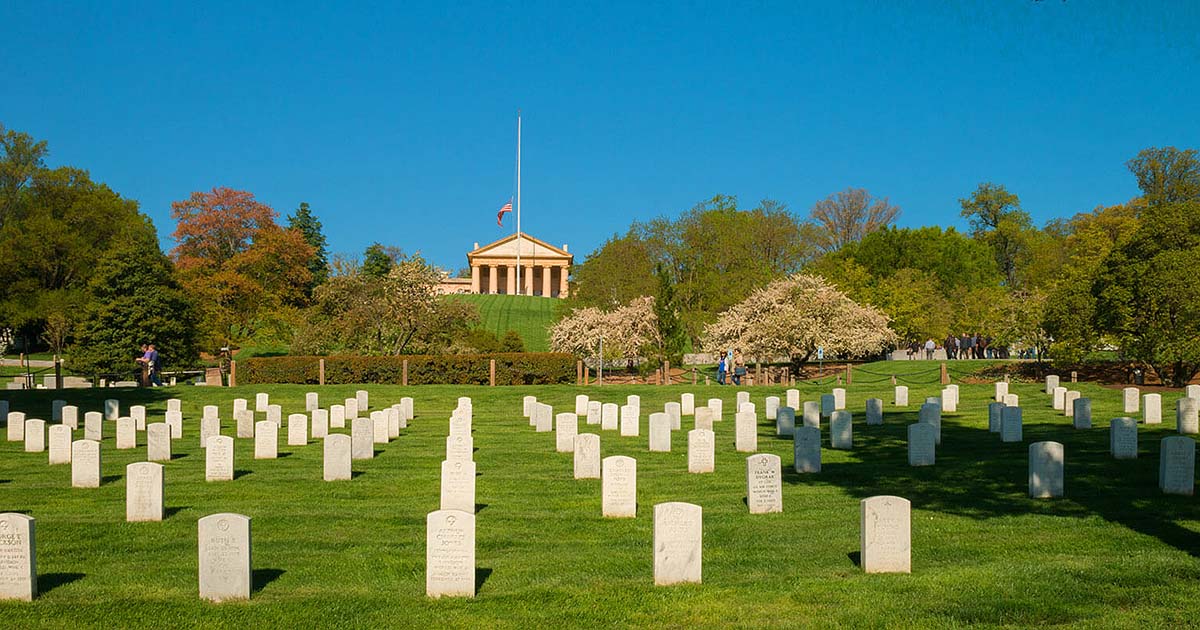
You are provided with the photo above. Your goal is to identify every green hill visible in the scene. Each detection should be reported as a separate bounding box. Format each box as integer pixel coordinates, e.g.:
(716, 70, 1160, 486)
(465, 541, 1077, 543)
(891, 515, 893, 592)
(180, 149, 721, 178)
(444, 294, 558, 351)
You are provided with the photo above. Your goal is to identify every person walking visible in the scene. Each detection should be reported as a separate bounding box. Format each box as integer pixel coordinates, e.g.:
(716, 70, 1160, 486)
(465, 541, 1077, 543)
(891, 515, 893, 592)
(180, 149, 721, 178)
(147, 343, 163, 387)
(716, 351, 727, 385)
(924, 338, 936, 360)
(732, 349, 746, 385)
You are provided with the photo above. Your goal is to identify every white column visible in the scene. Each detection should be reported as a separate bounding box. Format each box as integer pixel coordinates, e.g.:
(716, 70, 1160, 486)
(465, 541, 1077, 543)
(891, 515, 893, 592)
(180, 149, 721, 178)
(488, 265, 498, 295)
(470, 265, 480, 294)
(524, 265, 535, 296)
(542, 265, 552, 297)
(506, 265, 516, 295)
(558, 265, 569, 298)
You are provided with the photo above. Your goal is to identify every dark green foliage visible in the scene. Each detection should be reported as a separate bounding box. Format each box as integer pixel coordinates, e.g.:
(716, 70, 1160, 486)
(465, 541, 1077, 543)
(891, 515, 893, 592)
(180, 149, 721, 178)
(240, 352, 575, 385)
(71, 234, 200, 373)
(287, 202, 329, 295)
(361, 243, 393, 278)
(651, 264, 686, 363)
(500, 330, 525, 352)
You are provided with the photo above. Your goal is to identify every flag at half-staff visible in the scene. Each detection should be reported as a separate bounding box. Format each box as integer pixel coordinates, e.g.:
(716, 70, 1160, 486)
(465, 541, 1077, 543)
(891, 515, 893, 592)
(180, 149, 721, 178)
(496, 198, 513, 227)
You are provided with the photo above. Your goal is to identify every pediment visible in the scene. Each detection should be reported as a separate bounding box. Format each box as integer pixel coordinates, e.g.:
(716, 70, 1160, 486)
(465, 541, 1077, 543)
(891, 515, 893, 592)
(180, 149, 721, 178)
(469, 232, 572, 261)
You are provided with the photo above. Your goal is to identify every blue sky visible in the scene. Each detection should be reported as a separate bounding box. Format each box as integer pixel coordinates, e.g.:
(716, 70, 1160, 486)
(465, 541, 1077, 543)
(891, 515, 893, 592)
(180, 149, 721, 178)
(4, 1, 1198, 271)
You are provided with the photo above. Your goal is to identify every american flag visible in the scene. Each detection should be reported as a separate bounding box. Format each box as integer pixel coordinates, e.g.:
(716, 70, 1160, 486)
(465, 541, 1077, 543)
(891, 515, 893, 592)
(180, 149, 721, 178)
(496, 199, 513, 227)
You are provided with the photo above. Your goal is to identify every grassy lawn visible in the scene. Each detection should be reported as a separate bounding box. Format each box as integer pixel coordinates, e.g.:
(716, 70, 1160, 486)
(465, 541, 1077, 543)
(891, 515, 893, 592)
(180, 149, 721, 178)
(1, 361, 1199, 627)
(445, 294, 557, 352)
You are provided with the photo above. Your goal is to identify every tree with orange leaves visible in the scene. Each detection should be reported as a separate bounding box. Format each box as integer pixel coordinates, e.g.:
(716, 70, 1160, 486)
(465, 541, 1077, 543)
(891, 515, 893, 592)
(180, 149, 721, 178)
(170, 187, 314, 350)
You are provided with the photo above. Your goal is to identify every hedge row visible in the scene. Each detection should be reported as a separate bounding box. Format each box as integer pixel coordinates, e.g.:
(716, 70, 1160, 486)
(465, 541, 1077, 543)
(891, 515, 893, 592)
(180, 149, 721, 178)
(239, 353, 576, 385)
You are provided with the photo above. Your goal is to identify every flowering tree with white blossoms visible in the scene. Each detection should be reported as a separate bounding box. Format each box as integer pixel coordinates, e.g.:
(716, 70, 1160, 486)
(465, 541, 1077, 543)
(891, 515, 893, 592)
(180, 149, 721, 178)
(550, 296, 660, 361)
(702, 274, 895, 361)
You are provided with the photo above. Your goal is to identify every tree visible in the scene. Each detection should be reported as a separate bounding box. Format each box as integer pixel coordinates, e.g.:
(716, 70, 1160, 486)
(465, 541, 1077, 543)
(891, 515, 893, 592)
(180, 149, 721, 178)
(362, 243, 395, 278)
(809, 187, 900, 252)
(169, 187, 314, 350)
(959, 182, 1035, 288)
(287, 202, 329, 295)
(550, 296, 660, 361)
(650, 264, 687, 365)
(1091, 149, 1200, 385)
(72, 233, 199, 374)
(702, 274, 895, 362)
(0, 124, 48, 223)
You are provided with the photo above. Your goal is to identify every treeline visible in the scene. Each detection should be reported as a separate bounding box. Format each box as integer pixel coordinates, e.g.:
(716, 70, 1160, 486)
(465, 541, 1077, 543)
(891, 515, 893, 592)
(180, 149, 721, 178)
(565, 147, 1200, 385)
(0, 123, 519, 374)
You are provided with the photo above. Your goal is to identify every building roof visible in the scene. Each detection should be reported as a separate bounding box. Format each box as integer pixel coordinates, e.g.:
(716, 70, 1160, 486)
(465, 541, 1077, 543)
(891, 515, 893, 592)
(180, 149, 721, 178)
(467, 232, 572, 263)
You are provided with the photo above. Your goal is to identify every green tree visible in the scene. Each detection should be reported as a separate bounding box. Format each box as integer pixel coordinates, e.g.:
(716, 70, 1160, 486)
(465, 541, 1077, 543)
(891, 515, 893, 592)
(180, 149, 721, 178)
(361, 243, 394, 278)
(72, 233, 199, 374)
(651, 264, 687, 364)
(959, 182, 1033, 287)
(1092, 148, 1200, 385)
(500, 330, 525, 352)
(287, 202, 329, 295)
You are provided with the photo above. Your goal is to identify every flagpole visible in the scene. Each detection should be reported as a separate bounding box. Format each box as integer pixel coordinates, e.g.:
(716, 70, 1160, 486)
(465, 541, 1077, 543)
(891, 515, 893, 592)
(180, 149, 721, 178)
(516, 110, 522, 295)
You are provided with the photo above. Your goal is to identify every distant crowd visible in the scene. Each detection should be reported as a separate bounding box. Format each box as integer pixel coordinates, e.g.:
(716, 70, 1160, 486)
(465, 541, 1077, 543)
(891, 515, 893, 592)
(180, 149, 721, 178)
(905, 334, 1013, 360)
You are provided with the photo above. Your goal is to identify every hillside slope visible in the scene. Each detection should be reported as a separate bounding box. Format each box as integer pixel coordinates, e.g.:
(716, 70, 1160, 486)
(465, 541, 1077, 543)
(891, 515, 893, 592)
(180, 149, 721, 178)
(443, 294, 558, 352)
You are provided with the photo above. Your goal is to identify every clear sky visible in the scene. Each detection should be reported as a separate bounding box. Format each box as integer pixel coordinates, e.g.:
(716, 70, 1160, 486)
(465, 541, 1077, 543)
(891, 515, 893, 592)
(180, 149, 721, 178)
(4, 1, 1198, 271)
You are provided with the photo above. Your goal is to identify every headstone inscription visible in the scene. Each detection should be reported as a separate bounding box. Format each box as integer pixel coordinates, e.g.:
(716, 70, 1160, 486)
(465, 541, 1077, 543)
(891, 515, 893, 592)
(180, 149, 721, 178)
(198, 513, 251, 602)
(425, 509, 475, 598)
(0, 513, 36, 601)
(574, 433, 601, 479)
(653, 502, 702, 586)
(1029, 441, 1065, 498)
(746, 454, 782, 514)
(602, 455, 637, 518)
(860, 496, 911, 574)
(126, 462, 164, 522)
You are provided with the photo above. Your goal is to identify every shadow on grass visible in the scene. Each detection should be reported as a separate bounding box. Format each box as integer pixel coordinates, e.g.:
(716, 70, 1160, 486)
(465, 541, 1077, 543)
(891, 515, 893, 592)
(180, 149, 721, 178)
(100, 475, 122, 486)
(164, 506, 189, 519)
(475, 503, 489, 513)
(782, 409, 1200, 558)
(251, 568, 285, 594)
(0, 479, 10, 484)
(276, 452, 293, 458)
(350, 470, 366, 479)
(847, 551, 861, 567)
(475, 568, 493, 594)
(38, 572, 85, 595)
(171, 453, 189, 460)
(233, 470, 252, 480)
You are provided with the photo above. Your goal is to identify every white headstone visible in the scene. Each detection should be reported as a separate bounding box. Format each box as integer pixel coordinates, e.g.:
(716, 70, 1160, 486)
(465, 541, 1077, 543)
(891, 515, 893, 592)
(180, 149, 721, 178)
(165, 410, 182, 439)
(681, 393, 695, 416)
(355, 389, 369, 412)
(351, 418, 373, 460)
(104, 399, 119, 421)
(1123, 387, 1139, 414)
(130, 405, 147, 430)
(775, 406, 795, 436)
(84, 411, 102, 441)
(61, 404, 78, 429)
(820, 394, 835, 418)
(1001, 406, 1023, 443)
(387, 407, 401, 437)
(1063, 390, 1080, 417)
(71, 439, 100, 488)
(649, 413, 671, 452)
(987, 402, 1005, 433)
(400, 397, 414, 421)
(765, 396, 779, 421)
(344, 398, 359, 421)
(0, 513, 36, 601)
(198, 513, 251, 602)
(860, 496, 911, 573)
(735, 411, 757, 453)
(994, 381, 1009, 402)
(330, 404, 346, 429)
(167, 398, 182, 414)
(235, 409, 254, 439)
(255, 392, 269, 412)
(918, 403, 941, 446)
(794, 426, 821, 473)
(1110, 417, 1138, 459)
(48, 424, 71, 464)
(865, 399, 883, 426)
(523, 395, 537, 419)
(147, 422, 171, 462)
(203, 404, 219, 423)
(1072, 397, 1092, 429)
(1051, 387, 1067, 411)
(23, 419, 45, 453)
(1045, 375, 1059, 395)
(653, 502, 702, 586)
(1144, 394, 1162, 424)
(941, 388, 957, 413)
(1188, 384, 1200, 401)
(894, 385, 909, 407)
(266, 404, 282, 426)
(602, 455, 637, 518)
(440, 459, 476, 513)
(802, 401, 820, 429)
(575, 394, 589, 416)
(687, 429, 715, 474)
(738, 402, 755, 417)
(115, 417, 136, 450)
(1003, 393, 1019, 408)
(627, 394, 641, 415)
(620, 405, 639, 437)
(601, 403, 619, 431)
(830, 411, 853, 449)
(1029, 441, 1064, 498)
(285, 413, 308, 446)
(786, 389, 800, 410)
(425, 509, 475, 598)
(446, 433, 473, 462)
(586, 401, 602, 426)
(323, 434, 352, 481)
(832, 388, 846, 410)
(555, 413, 578, 453)
(50, 399, 65, 423)
(254, 421, 277, 459)
(665, 402, 682, 431)
(746, 454, 782, 514)
(1159, 436, 1195, 496)
(574, 433, 601, 479)
(372, 411, 389, 444)
(737, 391, 750, 408)
(907, 423, 935, 466)
(205, 435, 234, 482)
(126, 462, 163, 522)
(1178, 397, 1199, 434)
(707, 398, 723, 422)
(6, 411, 25, 441)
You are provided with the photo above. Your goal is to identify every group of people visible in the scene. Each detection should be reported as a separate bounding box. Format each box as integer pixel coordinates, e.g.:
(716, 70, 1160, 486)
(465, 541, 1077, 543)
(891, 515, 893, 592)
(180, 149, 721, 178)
(716, 349, 746, 385)
(906, 334, 1009, 360)
(136, 343, 162, 387)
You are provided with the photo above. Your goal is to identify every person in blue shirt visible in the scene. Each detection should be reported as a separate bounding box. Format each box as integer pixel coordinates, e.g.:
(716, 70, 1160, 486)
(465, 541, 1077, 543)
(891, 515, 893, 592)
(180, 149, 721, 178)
(717, 351, 727, 385)
(147, 343, 163, 387)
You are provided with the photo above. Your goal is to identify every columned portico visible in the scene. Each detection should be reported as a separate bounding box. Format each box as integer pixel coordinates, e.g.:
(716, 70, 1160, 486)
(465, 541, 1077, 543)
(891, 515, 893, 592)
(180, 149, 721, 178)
(466, 233, 572, 297)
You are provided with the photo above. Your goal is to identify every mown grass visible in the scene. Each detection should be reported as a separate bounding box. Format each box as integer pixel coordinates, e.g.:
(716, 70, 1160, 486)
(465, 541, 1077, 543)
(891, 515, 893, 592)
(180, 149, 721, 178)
(445, 294, 557, 352)
(1, 361, 1199, 628)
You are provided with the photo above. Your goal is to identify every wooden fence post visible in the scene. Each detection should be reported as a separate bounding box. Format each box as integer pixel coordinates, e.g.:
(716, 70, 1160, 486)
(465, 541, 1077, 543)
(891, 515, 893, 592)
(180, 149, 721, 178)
(692, 367, 697, 385)
(940, 362, 949, 385)
(576, 360, 583, 386)
(402, 359, 408, 386)
(229, 360, 237, 388)
(489, 359, 496, 386)
(319, 358, 325, 386)
(846, 365, 852, 385)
